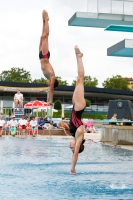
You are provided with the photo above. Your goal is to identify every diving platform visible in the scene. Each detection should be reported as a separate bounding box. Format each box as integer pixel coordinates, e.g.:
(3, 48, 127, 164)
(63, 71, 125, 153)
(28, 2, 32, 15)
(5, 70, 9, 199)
(107, 39, 133, 57)
(68, 12, 133, 28)
(104, 24, 133, 32)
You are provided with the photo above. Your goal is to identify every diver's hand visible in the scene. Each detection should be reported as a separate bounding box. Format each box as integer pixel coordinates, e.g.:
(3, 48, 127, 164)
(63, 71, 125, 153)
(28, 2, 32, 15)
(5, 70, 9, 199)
(70, 169, 76, 175)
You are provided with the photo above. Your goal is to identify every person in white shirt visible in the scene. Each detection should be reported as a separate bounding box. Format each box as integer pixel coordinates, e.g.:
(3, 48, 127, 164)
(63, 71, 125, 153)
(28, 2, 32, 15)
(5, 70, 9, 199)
(89, 125, 96, 133)
(14, 89, 23, 110)
(0, 116, 6, 137)
(18, 115, 28, 135)
(9, 116, 18, 136)
(30, 116, 38, 137)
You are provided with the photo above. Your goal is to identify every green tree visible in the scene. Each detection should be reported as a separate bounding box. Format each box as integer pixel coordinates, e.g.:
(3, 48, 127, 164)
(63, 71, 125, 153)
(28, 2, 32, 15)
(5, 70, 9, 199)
(56, 76, 68, 86)
(102, 75, 129, 90)
(32, 76, 68, 85)
(0, 67, 32, 82)
(85, 99, 91, 107)
(72, 76, 98, 87)
(32, 77, 47, 84)
(54, 100, 62, 110)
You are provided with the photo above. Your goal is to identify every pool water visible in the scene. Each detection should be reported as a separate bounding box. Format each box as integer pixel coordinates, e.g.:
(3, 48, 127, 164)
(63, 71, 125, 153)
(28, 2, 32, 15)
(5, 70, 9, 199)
(0, 137, 133, 200)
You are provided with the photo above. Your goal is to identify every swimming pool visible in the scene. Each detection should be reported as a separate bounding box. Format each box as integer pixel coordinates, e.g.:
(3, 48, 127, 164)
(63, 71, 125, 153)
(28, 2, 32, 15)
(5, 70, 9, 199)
(0, 137, 133, 200)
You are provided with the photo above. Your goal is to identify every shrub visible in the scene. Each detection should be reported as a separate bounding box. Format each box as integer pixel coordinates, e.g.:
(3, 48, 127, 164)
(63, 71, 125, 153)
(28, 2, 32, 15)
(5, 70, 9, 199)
(54, 100, 62, 110)
(85, 99, 91, 107)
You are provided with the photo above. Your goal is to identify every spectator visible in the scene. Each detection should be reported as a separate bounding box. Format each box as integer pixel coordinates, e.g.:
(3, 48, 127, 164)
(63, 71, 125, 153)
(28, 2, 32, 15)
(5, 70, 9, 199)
(0, 116, 6, 137)
(14, 89, 23, 110)
(85, 125, 90, 133)
(111, 113, 117, 120)
(58, 121, 69, 136)
(9, 116, 18, 136)
(18, 115, 28, 135)
(38, 118, 45, 130)
(89, 125, 96, 133)
(30, 116, 38, 137)
(86, 118, 93, 129)
(110, 113, 118, 125)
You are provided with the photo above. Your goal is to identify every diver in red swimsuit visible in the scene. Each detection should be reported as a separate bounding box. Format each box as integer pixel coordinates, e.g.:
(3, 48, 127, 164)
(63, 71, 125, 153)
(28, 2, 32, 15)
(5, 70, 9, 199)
(39, 10, 58, 104)
(69, 46, 86, 175)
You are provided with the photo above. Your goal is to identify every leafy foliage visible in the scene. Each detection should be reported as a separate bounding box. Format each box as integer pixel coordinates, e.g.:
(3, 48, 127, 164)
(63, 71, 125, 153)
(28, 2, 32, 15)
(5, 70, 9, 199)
(56, 76, 68, 86)
(32, 76, 68, 85)
(85, 99, 91, 107)
(54, 100, 62, 110)
(32, 77, 47, 84)
(0, 67, 32, 83)
(72, 76, 98, 87)
(102, 75, 130, 90)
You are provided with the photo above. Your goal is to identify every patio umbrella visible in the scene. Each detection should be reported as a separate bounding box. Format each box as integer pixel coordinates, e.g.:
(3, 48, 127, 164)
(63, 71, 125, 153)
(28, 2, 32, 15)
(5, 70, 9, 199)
(24, 100, 51, 118)
(24, 100, 51, 109)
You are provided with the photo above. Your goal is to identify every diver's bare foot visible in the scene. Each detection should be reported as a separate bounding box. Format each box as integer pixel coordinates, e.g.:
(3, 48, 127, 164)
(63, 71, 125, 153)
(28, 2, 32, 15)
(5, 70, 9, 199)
(74, 45, 83, 57)
(42, 10, 49, 21)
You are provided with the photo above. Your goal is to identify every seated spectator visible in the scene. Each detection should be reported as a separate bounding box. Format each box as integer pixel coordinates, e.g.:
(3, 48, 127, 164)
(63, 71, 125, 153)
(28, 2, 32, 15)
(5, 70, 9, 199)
(0, 116, 6, 137)
(111, 113, 117, 120)
(57, 121, 70, 136)
(9, 116, 18, 136)
(85, 125, 90, 133)
(43, 123, 52, 130)
(18, 115, 28, 135)
(110, 113, 125, 126)
(86, 118, 94, 128)
(30, 116, 38, 137)
(110, 113, 118, 125)
(38, 118, 45, 129)
(89, 125, 96, 133)
(118, 118, 129, 126)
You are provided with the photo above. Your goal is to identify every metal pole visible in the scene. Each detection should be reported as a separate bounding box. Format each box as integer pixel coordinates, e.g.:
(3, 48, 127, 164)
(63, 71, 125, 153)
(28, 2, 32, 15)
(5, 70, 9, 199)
(47, 89, 49, 103)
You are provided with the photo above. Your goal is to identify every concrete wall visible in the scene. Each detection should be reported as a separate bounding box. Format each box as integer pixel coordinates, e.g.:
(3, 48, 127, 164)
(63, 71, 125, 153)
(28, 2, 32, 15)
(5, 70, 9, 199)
(100, 125, 133, 145)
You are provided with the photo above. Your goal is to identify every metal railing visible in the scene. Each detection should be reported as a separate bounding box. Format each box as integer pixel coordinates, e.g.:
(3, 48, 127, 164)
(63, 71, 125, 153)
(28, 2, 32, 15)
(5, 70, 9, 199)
(87, 0, 133, 15)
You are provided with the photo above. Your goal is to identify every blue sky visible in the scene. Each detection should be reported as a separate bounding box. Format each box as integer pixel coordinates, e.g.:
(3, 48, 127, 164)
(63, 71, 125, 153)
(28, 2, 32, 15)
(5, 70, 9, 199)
(0, 0, 133, 87)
